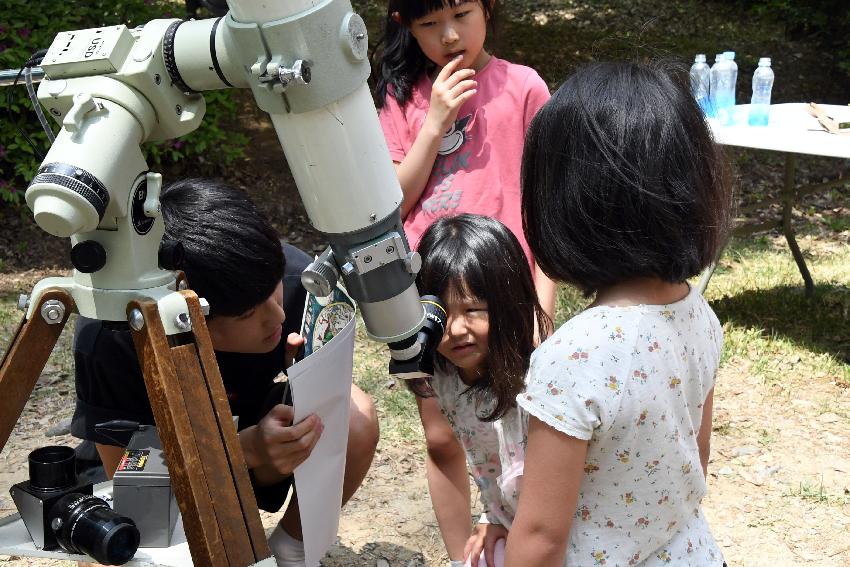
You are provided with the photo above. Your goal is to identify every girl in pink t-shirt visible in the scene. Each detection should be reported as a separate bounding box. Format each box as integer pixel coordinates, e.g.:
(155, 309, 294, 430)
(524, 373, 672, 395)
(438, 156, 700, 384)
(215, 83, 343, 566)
(375, 0, 556, 320)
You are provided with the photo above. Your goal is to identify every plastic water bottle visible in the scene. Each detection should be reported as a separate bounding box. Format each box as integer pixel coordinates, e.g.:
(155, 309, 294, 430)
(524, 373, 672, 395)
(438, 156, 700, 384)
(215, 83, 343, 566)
(723, 51, 738, 107)
(709, 53, 726, 119)
(689, 54, 711, 116)
(748, 57, 774, 126)
(711, 53, 737, 124)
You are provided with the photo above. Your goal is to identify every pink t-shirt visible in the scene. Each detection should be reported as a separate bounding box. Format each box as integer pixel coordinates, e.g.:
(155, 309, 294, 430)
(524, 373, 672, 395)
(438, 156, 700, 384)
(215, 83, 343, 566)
(379, 57, 550, 269)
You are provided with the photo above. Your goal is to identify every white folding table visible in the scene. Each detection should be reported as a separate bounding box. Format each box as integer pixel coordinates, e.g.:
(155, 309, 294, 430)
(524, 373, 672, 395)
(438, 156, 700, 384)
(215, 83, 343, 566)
(698, 103, 850, 296)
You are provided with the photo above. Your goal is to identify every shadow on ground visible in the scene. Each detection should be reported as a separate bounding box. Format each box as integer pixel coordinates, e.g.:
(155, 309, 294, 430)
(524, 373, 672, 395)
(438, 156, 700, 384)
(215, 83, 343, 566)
(710, 283, 850, 365)
(323, 540, 428, 567)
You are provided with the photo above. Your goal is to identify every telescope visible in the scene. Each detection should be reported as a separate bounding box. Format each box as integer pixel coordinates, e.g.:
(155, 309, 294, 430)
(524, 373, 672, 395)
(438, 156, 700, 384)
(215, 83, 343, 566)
(0, 1, 445, 564)
(18, 0, 443, 378)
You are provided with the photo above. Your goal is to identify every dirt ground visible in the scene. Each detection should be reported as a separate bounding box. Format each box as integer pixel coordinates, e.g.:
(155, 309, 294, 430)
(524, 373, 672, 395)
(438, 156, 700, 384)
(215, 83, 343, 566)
(1, 334, 848, 566)
(2, 105, 850, 567)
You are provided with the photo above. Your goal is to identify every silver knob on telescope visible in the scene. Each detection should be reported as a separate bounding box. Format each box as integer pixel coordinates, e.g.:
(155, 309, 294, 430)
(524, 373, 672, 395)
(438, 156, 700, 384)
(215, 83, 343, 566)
(260, 59, 312, 93)
(301, 247, 339, 298)
(278, 60, 311, 89)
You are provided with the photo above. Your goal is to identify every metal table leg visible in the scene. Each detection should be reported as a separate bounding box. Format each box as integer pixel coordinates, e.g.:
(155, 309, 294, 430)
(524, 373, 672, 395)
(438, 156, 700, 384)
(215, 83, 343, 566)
(781, 154, 815, 297)
(696, 256, 720, 295)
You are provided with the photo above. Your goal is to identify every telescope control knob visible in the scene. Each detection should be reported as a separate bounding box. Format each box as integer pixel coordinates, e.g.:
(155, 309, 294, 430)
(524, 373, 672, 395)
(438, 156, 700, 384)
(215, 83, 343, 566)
(63, 93, 101, 133)
(302, 251, 339, 298)
(70, 240, 107, 273)
(158, 240, 185, 271)
(263, 59, 312, 93)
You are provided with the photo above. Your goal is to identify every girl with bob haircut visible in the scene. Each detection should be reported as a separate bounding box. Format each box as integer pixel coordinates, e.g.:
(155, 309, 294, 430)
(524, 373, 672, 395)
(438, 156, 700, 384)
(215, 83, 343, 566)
(505, 61, 732, 566)
(375, 0, 557, 318)
(413, 214, 552, 567)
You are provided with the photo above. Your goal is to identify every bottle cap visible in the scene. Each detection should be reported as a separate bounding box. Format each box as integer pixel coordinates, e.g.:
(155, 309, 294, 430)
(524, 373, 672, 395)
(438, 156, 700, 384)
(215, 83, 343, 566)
(724, 51, 736, 60)
(695, 54, 706, 63)
(759, 57, 771, 66)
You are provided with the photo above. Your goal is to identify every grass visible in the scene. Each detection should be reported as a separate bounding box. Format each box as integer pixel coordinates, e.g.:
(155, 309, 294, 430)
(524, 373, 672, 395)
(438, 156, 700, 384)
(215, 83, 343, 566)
(354, 332, 426, 444)
(756, 428, 775, 447)
(0, 295, 77, 408)
(785, 477, 850, 506)
(0, 0, 844, 428)
(705, 231, 850, 387)
(713, 422, 733, 436)
(355, 0, 849, 103)
(825, 216, 850, 233)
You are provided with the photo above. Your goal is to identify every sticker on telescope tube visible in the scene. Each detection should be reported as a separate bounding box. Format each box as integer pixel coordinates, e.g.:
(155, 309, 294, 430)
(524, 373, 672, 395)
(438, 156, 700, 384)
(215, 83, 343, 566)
(117, 449, 150, 472)
(131, 178, 155, 235)
(299, 285, 356, 358)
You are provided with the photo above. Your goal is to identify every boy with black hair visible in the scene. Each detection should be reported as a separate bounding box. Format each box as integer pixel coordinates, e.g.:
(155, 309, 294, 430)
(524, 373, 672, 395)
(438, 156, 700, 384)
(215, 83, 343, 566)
(71, 178, 379, 567)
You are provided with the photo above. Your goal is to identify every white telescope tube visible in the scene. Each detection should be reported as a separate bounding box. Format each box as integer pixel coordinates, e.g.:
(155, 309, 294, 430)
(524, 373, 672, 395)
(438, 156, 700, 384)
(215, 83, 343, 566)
(224, 0, 425, 342)
(269, 85, 401, 234)
(227, 0, 321, 23)
(226, 0, 401, 233)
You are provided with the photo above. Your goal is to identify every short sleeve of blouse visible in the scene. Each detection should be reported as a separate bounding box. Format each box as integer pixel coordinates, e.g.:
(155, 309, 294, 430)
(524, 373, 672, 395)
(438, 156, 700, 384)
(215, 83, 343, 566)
(516, 311, 634, 441)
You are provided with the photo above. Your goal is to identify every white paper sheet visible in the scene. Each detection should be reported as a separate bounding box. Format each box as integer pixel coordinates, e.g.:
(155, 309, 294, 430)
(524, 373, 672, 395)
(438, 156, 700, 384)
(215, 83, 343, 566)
(286, 316, 355, 567)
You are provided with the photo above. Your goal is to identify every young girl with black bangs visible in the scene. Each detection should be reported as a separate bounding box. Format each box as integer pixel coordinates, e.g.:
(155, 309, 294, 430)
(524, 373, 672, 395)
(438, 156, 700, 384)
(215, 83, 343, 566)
(413, 214, 552, 567)
(505, 61, 732, 567)
(375, 0, 557, 319)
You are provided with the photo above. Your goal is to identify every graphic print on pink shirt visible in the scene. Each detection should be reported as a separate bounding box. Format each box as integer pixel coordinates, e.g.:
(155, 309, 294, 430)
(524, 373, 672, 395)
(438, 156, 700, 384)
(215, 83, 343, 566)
(422, 114, 473, 214)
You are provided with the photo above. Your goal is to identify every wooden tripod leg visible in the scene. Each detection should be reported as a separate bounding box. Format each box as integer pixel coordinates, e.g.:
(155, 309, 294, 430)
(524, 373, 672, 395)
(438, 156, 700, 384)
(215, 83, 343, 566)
(179, 291, 271, 560)
(0, 289, 74, 453)
(128, 296, 270, 567)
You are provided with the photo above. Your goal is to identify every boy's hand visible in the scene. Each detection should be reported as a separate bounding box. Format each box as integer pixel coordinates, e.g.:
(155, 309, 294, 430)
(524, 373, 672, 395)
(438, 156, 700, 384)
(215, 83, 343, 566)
(463, 522, 508, 567)
(284, 332, 306, 368)
(426, 55, 477, 134)
(245, 404, 323, 476)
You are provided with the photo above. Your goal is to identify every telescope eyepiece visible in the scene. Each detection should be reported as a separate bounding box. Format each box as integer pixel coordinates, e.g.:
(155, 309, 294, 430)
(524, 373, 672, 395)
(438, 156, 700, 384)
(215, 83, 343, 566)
(388, 295, 446, 380)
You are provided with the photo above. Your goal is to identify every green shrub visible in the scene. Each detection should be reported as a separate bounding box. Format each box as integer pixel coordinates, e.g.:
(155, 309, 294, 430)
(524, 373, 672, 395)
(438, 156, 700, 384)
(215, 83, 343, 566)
(0, 0, 247, 206)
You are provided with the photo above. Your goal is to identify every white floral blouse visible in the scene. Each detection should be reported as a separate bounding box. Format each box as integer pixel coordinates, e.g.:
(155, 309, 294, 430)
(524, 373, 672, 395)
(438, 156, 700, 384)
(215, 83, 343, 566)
(430, 364, 527, 528)
(516, 286, 725, 566)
